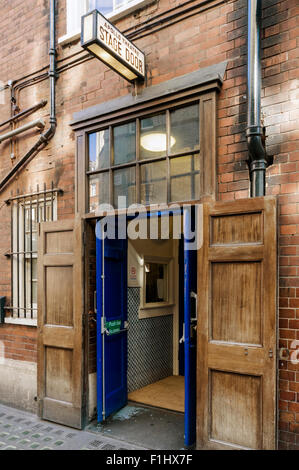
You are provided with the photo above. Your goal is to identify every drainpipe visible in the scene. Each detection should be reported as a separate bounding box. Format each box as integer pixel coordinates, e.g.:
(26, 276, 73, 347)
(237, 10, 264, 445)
(0, 0, 57, 193)
(247, 0, 272, 197)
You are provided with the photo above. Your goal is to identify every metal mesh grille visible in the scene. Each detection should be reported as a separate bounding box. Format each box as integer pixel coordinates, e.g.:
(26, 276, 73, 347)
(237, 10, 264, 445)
(128, 287, 173, 393)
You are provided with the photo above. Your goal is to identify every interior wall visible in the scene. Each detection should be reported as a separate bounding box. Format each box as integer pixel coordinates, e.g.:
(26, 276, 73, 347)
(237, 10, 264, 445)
(127, 237, 178, 393)
(128, 287, 173, 393)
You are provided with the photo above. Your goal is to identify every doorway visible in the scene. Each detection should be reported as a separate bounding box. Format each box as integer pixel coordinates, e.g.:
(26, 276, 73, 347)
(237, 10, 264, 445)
(95, 210, 197, 447)
(126, 236, 183, 414)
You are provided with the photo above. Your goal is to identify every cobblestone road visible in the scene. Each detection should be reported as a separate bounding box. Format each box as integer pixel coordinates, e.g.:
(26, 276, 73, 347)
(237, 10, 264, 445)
(0, 403, 146, 450)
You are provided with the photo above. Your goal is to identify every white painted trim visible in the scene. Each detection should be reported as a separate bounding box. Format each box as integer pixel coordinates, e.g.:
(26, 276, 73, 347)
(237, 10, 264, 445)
(139, 306, 174, 319)
(5, 318, 37, 326)
(59, 0, 155, 46)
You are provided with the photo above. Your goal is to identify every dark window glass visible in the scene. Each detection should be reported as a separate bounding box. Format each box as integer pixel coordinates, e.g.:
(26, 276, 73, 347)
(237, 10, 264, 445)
(141, 161, 167, 205)
(113, 167, 136, 208)
(170, 104, 199, 154)
(89, 172, 110, 211)
(145, 262, 167, 303)
(89, 129, 110, 171)
(170, 155, 200, 202)
(113, 122, 136, 166)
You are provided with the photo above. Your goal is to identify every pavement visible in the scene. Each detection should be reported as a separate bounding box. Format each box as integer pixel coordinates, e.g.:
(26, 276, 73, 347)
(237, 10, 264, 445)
(0, 403, 146, 451)
(86, 403, 185, 450)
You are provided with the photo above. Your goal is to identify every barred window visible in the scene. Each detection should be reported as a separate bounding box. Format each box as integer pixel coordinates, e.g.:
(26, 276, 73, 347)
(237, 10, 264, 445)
(5, 185, 61, 325)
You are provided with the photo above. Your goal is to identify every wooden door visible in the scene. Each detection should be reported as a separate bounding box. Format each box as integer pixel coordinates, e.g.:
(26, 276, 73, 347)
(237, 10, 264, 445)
(197, 196, 277, 450)
(37, 218, 84, 429)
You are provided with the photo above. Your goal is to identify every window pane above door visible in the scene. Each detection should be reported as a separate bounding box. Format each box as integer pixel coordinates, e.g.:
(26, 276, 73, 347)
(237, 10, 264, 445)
(86, 100, 202, 210)
(89, 172, 110, 211)
(170, 155, 200, 202)
(89, 129, 110, 171)
(140, 114, 167, 160)
(113, 122, 136, 166)
(170, 104, 199, 155)
(141, 161, 167, 205)
(113, 167, 136, 208)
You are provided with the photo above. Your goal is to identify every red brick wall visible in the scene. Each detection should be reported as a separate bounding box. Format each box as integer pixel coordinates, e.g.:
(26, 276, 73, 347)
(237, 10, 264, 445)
(0, 0, 298, 447)
(0, 324, 37, 362)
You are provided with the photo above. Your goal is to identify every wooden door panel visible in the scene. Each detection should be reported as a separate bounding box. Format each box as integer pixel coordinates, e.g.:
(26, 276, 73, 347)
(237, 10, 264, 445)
(211, 261, 262, 345)
(211, 211, 263, 245)
(197, 197, 277, 450)
(210, 371, 262, 449)
(45, 266, 74, 326)
(38, 218, 84, 429)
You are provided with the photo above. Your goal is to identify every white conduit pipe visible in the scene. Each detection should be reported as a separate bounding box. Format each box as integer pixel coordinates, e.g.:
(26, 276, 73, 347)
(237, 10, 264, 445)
(0, 118, 45, 144)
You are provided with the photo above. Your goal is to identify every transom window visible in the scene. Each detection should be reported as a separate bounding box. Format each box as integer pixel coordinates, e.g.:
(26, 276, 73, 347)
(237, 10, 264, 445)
(88, 102, 200, 210)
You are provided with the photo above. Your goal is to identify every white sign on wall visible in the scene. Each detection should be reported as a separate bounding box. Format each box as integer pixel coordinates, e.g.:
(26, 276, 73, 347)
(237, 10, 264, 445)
(82, 10, 145, 82)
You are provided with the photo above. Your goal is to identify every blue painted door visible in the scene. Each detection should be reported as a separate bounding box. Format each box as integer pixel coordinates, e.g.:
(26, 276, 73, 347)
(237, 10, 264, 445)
(184, 208, 197, 447)
(96, 220, 128, 422)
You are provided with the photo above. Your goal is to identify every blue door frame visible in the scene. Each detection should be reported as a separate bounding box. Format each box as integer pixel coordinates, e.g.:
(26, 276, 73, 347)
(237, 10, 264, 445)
(96, 209, 197, 446)
(183, 208, 197, 447)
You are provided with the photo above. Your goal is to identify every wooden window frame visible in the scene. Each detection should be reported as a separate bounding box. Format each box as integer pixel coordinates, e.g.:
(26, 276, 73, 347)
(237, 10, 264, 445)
(75, 88, 217, 218)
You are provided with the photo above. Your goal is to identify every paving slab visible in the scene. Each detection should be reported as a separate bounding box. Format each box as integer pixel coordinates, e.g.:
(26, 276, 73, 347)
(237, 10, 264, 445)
(0, 403, 146, 451)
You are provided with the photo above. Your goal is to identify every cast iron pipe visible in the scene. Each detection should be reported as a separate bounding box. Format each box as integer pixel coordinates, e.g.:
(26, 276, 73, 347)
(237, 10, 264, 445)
(0, 119, 45, 144)
(0, 0, 57, 193)
(0, 99, 47, 129)
(247, 0, 271, 197)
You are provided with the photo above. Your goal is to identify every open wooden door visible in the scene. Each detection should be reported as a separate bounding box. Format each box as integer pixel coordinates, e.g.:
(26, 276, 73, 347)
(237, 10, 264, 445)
(197, 196, 277, 450)
(37, 218, 84, 429)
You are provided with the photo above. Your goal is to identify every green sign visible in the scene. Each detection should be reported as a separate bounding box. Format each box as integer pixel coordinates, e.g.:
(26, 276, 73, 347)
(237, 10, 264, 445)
(105, 320, 121, 335)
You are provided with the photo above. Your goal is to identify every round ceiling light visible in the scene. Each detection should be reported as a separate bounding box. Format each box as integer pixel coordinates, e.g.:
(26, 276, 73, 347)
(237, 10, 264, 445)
(141, 133, 176, 152)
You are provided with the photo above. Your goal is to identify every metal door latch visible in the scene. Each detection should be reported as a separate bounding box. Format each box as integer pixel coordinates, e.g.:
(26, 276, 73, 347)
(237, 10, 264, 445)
(179, 323, 185, 344)
(269, 349, 273, 358)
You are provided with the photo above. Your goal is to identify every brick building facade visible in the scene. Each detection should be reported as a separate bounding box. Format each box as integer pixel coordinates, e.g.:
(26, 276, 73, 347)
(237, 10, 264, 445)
(0, 0, 298, 449)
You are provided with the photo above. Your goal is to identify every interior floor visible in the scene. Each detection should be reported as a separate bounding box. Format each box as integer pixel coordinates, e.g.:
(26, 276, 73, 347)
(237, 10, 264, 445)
(128, 375, 184, 413)
(87, 403, 186, 450)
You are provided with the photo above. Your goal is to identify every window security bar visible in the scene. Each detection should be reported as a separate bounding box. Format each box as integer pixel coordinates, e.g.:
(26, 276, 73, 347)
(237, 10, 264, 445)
(5, 183, 61, 321)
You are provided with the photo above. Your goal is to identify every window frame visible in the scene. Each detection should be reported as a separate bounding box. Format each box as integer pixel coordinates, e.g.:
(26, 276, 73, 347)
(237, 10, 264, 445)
(59, 0, 156, 45)
(87, 102, 201, 211)
(139, 255, 175, 319)
(75, 86, 217, 217)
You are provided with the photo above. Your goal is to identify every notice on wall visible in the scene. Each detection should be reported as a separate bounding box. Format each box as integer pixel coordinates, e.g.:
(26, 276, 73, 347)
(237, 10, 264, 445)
(129, 266, 137, 281)
(128, 243, 142, 288)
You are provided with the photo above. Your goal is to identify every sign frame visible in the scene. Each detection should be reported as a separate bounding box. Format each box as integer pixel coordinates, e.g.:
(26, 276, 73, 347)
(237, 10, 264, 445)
(81, 9, 145, 83)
